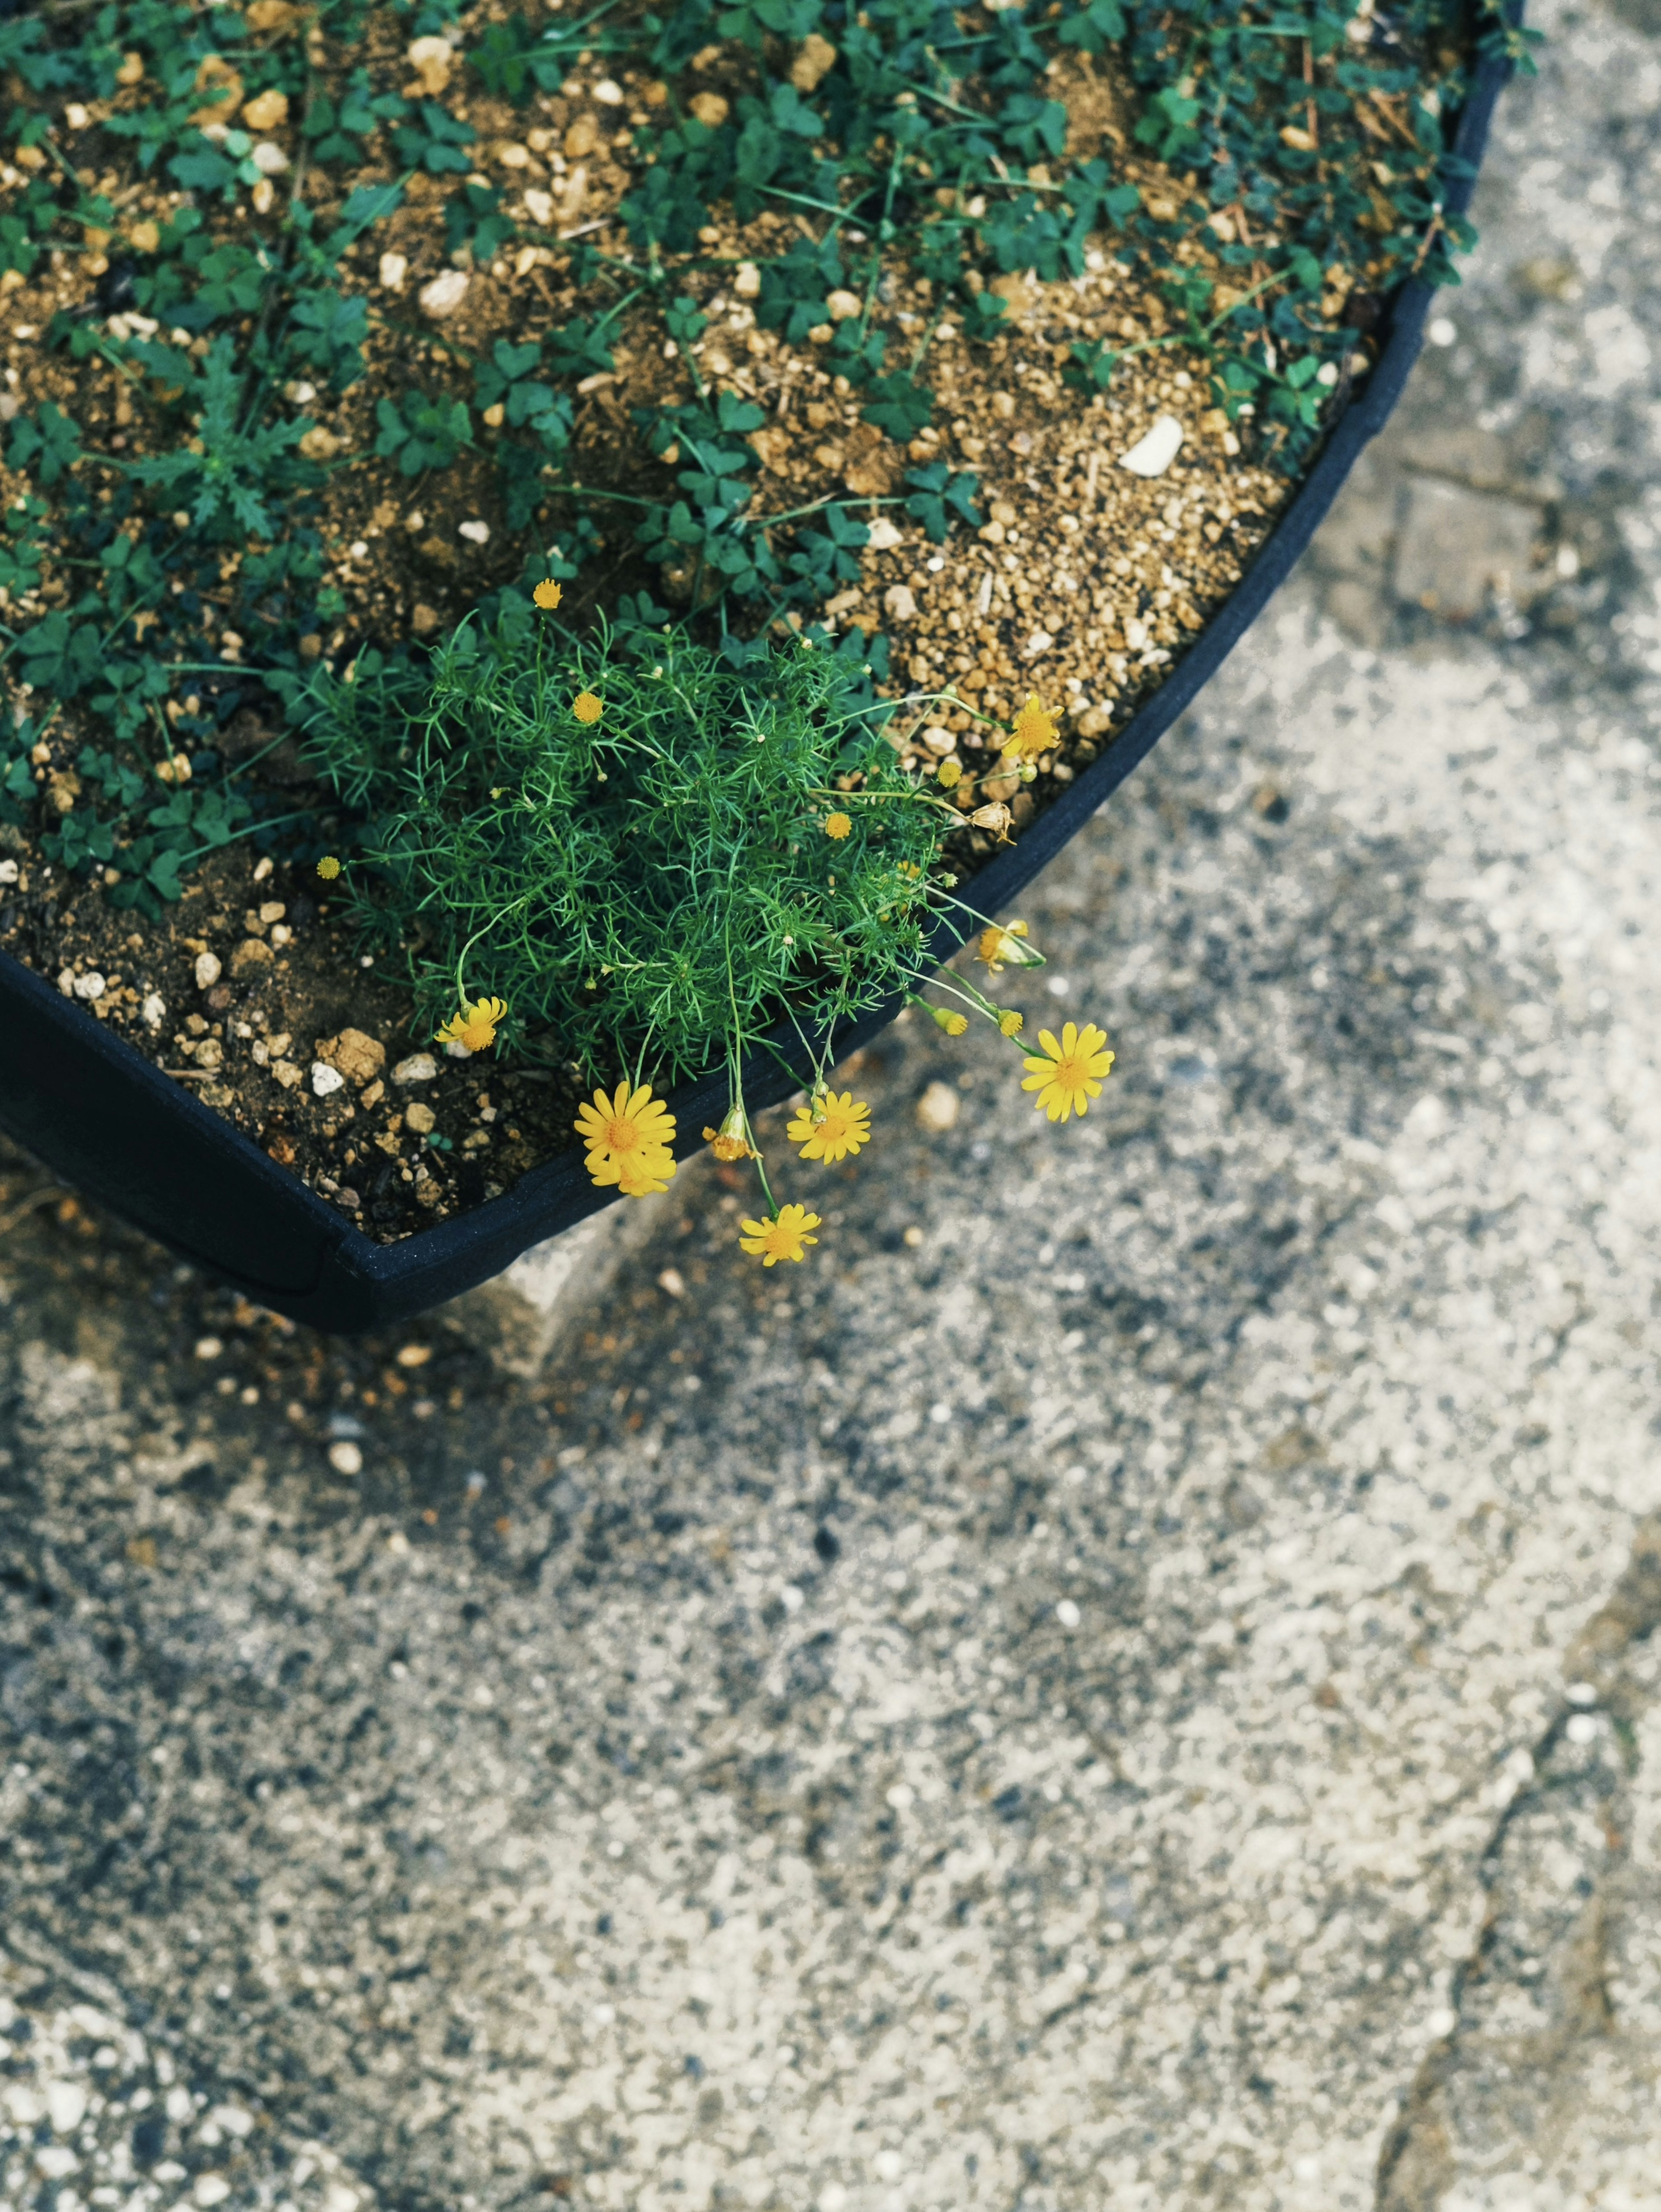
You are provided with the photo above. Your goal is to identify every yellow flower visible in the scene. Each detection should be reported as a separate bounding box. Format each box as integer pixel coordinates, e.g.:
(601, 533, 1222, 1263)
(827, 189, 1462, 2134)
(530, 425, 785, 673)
(573, 690, 604, 724)
(931, 1006, 968, 1037)
(999, 1009, 1024, 1037)
(533, 579, 564, 611)
(1004, 694, 1058, 764)
(824, 811, 852, 839)
(786, 1089, 870, 1163)
(1021, 1021, 1114, 1122)
(976, 919, 1030, 974)
(574, 1079, 678, 1171)
(936, 758, 962, 789)
(613, 1149, 677, 1197)
(435, 995, 507, 1052)
(316, 855, 341, 880)
(702, 1104, 756, 1162)
(739, 1203, 821, 1265)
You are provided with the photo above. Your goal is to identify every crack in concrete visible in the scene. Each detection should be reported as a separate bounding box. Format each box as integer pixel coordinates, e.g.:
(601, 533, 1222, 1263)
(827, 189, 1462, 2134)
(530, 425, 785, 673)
(1373, 1513, 1661, 2212)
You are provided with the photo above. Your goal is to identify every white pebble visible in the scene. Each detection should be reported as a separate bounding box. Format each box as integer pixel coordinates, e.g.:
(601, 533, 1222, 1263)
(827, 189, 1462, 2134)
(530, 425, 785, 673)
(37, 2146, 79, 2180)
(195, 2177, 232, 2207)
(1118, 414, 1184, 477)
(593, 76, 623, 103)
(1427, 315, 1457, 347)
(391, 1053, 437, 1085)
(884, 583, 917, 621)
(195, 951, 222, 990)
(458, 518, 491, 545)
(45, 2081, 87, 2133)
(195, 1336, 223, 1360)
(311, 1061, 346, 1097)
(419, 269, 470, 320)
(1056, 1599, 1081, 1629)
(328, 1440, 363, 1476)
(865, 517, 903, 551)
(73, 970, 106, 1001)
(915, 1080, 960, 1133)
(873, 2151, 904, 2183)
(1565, 1713, 1600, 1745)
(0, 856, 17, 885)
(250, 141, 289, 175)
(58, 968, 75, 997)
(378, 252, 407, 293)
(142, 993, 167, 1030)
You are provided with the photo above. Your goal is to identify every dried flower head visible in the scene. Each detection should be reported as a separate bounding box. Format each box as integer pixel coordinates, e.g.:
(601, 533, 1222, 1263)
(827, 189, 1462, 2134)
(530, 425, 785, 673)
(824, 811, 852, 839)
(435, 994, 507, 1051)
(786, 1088, 870, 1163)
(1004, 695, 1058, 765)
(739, 1203, 821, 1265)
(969, 800, 1014, 841)
(316, 855, 341, 880)
(931, 1006, 968, 1037)
(533, 579, 564, 610)
(1021, 1021, 1115, 1122)
(573, 690, 604, 724)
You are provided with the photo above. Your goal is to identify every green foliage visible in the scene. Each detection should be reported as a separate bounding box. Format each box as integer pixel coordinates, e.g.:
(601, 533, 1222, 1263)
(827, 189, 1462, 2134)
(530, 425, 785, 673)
(375, 389, 475, 475)
(300, 611, 952, 1084)
(122, 338, 309, 533)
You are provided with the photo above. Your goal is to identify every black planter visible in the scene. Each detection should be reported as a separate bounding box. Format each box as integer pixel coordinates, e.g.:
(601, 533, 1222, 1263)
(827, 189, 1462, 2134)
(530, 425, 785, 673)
(0, 38, 1516, 1332)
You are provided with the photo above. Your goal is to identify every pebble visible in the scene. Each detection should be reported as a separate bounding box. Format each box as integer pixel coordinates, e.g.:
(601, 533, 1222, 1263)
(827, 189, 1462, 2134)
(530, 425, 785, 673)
(459, 519, 491, 545)
(72, 971, 106, 1001)
(141, 993, 166, 1029)
(866, 517, 904, 551)
(378, 252, 407, 293)
(418, 269, 469, 320)
(250, 140, 289, 175)
(0, 856, 17, 884)
(45, 2080, 87, 2133)
(327, 1441, 363, 1477)
(884, 584, 917, 621)
(392, 1053, 437, 1086)
(915, 1081, 961, 1133)
(311, 1062, 346, 1098)
(1118, 414, 1185, 478)
(404, 1102, 436, 1134)
(195, 951, 222, 990)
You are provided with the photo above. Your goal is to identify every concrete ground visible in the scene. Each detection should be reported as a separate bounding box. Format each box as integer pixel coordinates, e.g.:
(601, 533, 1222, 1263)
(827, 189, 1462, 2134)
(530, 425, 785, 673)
(5, 3, 1661, 2207)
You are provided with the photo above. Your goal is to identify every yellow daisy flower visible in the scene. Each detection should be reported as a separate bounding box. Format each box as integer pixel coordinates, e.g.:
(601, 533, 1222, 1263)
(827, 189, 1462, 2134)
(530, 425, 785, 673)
(533, 579, 564, 610)
(316, 855, 341, 880)
(573, 690, 604, 724)
(1004, 694, 1058, 764)
(824, 811, 852, 839)
(613, 1149, 677, 1197)
(435, 995, 507, 1052)
(739, 1203, 821, 1265)
(786, 1089, 870, 1163)
(1021, 1021, 1114, 1122)
(574, 1079, 678, 1169)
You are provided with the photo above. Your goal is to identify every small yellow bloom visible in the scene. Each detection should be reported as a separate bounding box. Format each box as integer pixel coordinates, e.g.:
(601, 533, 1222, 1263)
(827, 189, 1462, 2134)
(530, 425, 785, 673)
(739, 1203, 821, 1265)
(786, 1089, 870, 1163)
(1021, 1021, 1114, 1122)
(824, 811, 852, 840)
(575, 1079, 678, 1170)
(533, 578, 564, 610)
(612, 1149, 677, 1197)
(976, 919, 1030, 974)
(702, 1104, 756, 1162)
(936, 758, 962, 789)
(1004, 693, 1058, 765)
(931, 1006, 968, 1037)
(316, 855, 341, 880)
(435, 995, 508, 1052)
(573, 690, 604, 724)
(999, 1008, 1024, 1037)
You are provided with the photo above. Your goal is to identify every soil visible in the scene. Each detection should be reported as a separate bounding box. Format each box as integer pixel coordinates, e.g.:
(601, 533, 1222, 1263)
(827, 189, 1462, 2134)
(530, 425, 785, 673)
(0, 17, 1393, 1241)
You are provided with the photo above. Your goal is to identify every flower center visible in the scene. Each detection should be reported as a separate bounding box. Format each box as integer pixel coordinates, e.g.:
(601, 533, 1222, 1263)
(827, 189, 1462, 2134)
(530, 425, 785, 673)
(1052, 1056, 1087, 1090)
(605, 1117, 642, 1154)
